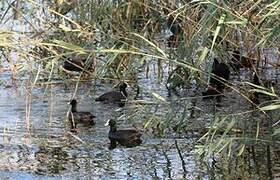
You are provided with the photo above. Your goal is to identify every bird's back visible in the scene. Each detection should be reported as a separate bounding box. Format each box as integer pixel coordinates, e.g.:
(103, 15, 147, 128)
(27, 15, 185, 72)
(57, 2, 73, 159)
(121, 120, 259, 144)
(69, 111, 95, 125)
(210, 61, 230, 86)
(109, 129, 142, 146)
(96, 91, 126, 102)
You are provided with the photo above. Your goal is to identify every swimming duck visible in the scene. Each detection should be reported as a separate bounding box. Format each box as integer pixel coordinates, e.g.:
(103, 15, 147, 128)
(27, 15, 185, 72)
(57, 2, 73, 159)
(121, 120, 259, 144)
(95, 82, 128, 107)
(105, 119, 142, 149)
(62, 55, 94, 72)
(68, 99, 95, 131)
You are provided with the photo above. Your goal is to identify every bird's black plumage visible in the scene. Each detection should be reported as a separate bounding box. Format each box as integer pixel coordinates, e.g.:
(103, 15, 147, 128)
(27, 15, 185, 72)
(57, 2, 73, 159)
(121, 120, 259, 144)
(209, 58, 230, 90)
(63, 56, 93, 72)
(202, 59, 230, 100)
(95, 83, 128, 107)
(68, 99, 95, 131)
(105, 119, 142, 149)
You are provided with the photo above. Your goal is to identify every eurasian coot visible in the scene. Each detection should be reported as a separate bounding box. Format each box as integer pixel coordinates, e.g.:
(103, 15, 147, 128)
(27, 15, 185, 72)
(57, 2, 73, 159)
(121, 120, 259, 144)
(105, 119, 142, 149)
(95, 82, 128, 107)
(209, 58, 230, 89)
(62, 56, 94, 72)
(68, 99, 95, 131)
(202, 58, 230, 100)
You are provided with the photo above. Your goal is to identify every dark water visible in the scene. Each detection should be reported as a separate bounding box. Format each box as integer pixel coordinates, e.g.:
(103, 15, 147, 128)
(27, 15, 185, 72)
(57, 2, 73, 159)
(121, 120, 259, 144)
(1, 1, 280, 178)
(0, 64, 280, 179)
(0, 70, 210, 179)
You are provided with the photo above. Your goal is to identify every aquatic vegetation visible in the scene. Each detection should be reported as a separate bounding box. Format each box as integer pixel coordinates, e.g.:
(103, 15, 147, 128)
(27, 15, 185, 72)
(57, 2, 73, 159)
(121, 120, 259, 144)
(0, 0, 279, 179)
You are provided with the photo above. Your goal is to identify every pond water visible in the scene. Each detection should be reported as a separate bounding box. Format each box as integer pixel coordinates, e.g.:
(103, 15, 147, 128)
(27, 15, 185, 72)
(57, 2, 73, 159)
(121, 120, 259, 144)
(1, 1, 280, 179)
(0, 69, 207, 179)
(0, 63, 280, 179)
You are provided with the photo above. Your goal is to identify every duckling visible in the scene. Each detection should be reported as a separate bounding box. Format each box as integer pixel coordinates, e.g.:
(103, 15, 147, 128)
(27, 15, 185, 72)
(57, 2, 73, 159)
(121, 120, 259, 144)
(68, 99, 95, 132)
(105, 119, 142, 149)
(95, 82, 128, 107)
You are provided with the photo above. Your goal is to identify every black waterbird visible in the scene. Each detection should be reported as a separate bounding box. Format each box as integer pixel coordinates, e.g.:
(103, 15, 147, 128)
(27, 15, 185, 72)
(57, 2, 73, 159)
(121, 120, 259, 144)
(95, 82, 128, 107)
(68, 99, 95, 132)
(105, 119, 142, 149)
(202, 59, 230, 100)
(62, 56, 94, 72)
(209, 58, 230, 89)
